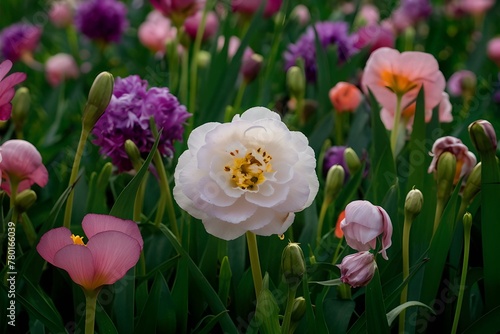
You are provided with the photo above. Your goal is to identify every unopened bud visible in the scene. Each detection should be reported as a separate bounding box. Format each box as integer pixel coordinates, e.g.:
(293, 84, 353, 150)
(462, 162, 481, 205)
(11, 87, 30, 131)
(287, 66, 305, 99)
(405, 188, 423, 218)
(96, 162, 113, 190)
(468, 120, 497, 153)
(82, 71, 114, 131)
(344, 148, 361, 175)
(124, 139, 143, 171)
(281, 242, 306, 290)
(241, 53, 263, 83)
(291, 297, 306, 322)
(14, 189, 37, 212)
(325, 165, 345, 203)
(463, 212, 472, 231)
(197, 50, 211, 68)
(436, 152, 456, 200)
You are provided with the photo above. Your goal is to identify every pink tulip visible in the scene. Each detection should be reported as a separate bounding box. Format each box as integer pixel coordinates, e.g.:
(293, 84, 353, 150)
(361, 47, 445, 116)
(149, 0, 201, 22)
(45, 53, 79, 86)
(37, 214, 143, 292)
(138, 11, 178, 54)
(428, 136, 477, 184)
(340, 200, 393, 260)
(240, 52, 263, 83)
(0, 59, 26, 120)
(232, 0, 282, 17)
(353, 24, 395, 54)
(184, 11, 219, 41)
(487, 37, 500, 67)
(49, 1, 74, 28)
(337, 251, 376, 288)
(358, 4, 380, 25)
(328, 82, 363, 113)
(0, 140, 48, 195)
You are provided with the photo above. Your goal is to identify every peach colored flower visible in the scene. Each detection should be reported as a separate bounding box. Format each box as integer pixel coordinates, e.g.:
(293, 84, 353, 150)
(328, 82, 363, 113)
(37, 214, 143, 292)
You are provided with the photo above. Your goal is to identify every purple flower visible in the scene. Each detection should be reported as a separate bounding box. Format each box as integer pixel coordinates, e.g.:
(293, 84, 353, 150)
(0, 23, 42, 62)
(284, 22, 357, 82)
(323, 146, 349, 179)
(75, 0, 128, 43)
(337, 251, 376, 288)
(391, 0, 432, 32)
(447, 70, 476, 97)
(92, 75, 190, 172)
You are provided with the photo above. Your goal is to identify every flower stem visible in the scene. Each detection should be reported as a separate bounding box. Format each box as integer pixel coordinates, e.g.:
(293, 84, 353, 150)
(390, 95, 403, 158)
(246, 231, 263, 297)
(233, 80, 247, 116)
(332, 236, 344, 264)
(63, 128, 90, 228)
(84, 290, 98, 334)
(399, 214, 413, 333)
(281, 287, 297, 334)
(179, 32, 189, 105)
(432, 197, 445, 237)
(334, 111, 344, 146)
(133, 173, 149, 222)
(316, 198, 331, 246)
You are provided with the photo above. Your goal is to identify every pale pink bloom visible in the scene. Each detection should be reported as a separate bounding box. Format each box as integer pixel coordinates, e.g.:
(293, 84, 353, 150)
(456, 0, 494, 15)
(361, 47, 445, 120)
(358, 4, 380, 25)
(428, 136, 477, 184)
(353, 24, 395, 54)
(0, 140, 48, 195)
(217, 36, 253, 60)
(447, 70, 476, 97)
(45, 53, 79, 86)
(184, 11, 219, 41)
(49, 1, 74, 28)
(232, 0, 282, 17)
(290, 5, 310, 26)
(337, 251, 376, 288)
(138, 11, 178, 54)
(37, 214, 143, 292)
(328, 82, 363, 113)
(487, 37, 500, 67)
(0, 59, 26, 120)
(340, 200, 392, 260)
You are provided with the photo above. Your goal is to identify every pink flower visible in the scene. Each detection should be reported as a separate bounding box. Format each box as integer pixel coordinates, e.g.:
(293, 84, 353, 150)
(149, 0, 201, 22)
(45, 53, 79, 86)
(240, 52, 263, 83)
(184, 11, 219, 41)
(37, 214, 143, 292)
(0, 60, 26, 120)
(217, 36, 253, 60)
(232, 0, 282, 17)
(428, 136, 477, 184)
(328, 82, 363, 113)
(49, 1, 74, 28)
(456, 0, 494, 15)
(361, 47, 445, 115)
(358, 4, 380, 25)
(447, 70, 476, 97)
(290, 5, 310, 26)
(337, 251, 376, 288)
(0, 140, 48, 195)
(487, 37, 500, 67)
(138, 11, 178, 55)
(353, 24, 395, 54)
(340, 200, 392, 260)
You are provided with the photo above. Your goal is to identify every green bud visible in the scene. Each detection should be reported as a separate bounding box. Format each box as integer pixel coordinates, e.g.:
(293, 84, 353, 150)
(197, 50, 211, 68)
(463, 212, 472, 231)
(462, 162, 481, 205)
(124, 140, 144, 172)
(344, 148, 361, 175)
(291, 297, 306, 322)
(437, 152, 456, 200)
(405, 188, 423, 218)
(11, 87, 30, 131)
(325, 165, 345, 203)
(82, 71, 114, 131)
(14, 189, 37, 212)
(287, 66, 305, 99)
(96, 162, 113, 191)
(281, 242, 306, 290)
(468, 120, 497, 153)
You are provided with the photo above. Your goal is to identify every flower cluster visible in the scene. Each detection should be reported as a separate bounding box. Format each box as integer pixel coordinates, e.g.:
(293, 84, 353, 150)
(75, 0, 128, 43)
(0, 23, 42, 62)
(92, 75, 190, 172)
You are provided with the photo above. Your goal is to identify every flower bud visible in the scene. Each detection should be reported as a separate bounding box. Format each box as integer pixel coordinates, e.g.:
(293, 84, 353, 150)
(281, 242, 306, 290)
(405, 188, 423, 219)
(14, 189, 37, 212)
(197, 50, 211, 68)
(463, 212, 472, 231)
(462, 162, 481, 205)
(487, 37, 500, 67)
(337, 251, 376, 288)
(344, 147, 361, 175)
(290, 5, 310, 26)
(291, 297, 306, 322)
(11, 87, 30, 132)
(124, 139, 143, 171)
(325, 165, 345, 203)
(436, 151, 456, 199)
(287, 66, 305, 99)
(328, 82, 362, 113)
(468, 120, 497, 154)
(82, 71, 114, 131)
(241, 53, 263, 83)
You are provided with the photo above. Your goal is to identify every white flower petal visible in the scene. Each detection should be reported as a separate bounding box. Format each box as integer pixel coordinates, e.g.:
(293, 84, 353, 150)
(201, 217, 247, 240)
(187, 122, 218, 151)
(236, 106, 281, 122)
(245, 183, 289, 207)
(250, 212, 295, 236)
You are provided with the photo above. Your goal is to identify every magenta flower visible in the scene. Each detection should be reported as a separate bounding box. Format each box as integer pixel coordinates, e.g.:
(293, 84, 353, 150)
(353, 24, 395, 54)
(0, 60, 26, 120)
(0, 23, 42, 62)
(337, 251, 376, 288)
(232, 0, 282, 17)
(184, 11, 219, 41)
(340, 200, 393, 260)
(149, 0, 201, 22)
(428, 136, 477, 184)
(75, 0, 128, 43)
(0, 140, 48, 195)
(37, 214, 143, 292)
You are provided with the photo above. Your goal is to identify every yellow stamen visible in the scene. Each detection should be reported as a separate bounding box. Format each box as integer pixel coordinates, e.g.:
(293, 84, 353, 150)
(71, 234, 86, 246)
(225, 147, 273, 190)
(380, 69, 419, 96)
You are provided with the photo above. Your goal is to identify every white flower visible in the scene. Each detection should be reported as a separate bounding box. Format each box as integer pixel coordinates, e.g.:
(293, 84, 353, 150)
(173, 107, 319, 240)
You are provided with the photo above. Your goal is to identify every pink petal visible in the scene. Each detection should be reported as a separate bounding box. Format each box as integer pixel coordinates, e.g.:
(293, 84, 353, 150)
(30, 164, 49, 187)
(53, 244, 96, 291)
(377, 206, 393, 260)
(82, 214, 143, 250)
(0, 60, 13, 81)
(0, 72, 27, 96)
(0, 140, 43, 179)
(36, 227, 74, 265)
(0, 103, 12, 120)
(0, 88, 15, 106)
(86, 231, 142, 286)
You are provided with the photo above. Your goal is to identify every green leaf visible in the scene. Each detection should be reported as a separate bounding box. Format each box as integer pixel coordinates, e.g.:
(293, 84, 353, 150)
(111, 269, 135, 334)
(134, 273, 163, 334)
(193, 311, 231, 334)
(310, 278, 343, 286)
(462, 305, 500, 333)
(365, 268, 389, 333)
(386, 301, 434, 326)
(95, 300, 118, 334)
(218, 256, 232, 307)
(252, 282, 281, 334)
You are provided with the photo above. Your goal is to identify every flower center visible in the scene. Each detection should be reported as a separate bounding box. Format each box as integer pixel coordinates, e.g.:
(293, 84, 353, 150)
(71, 234, 86, 246)
(224, 147, 273, 190)
(380, 69, 419, 96)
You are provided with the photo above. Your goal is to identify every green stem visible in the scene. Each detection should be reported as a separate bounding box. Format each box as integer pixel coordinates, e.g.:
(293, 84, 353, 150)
(295, 96, 305, 126)
(451, 215, 472, 334)
(63, 129, 90, 228)
(281, 287, 297, 334)
(246, 231, 263, 297)
(334, 111, 344, 146)
(179, 33, 189, 105)
(232, 81, 247, 117)
(316, 198, 331, 246)
(399, 216, 412, 333)
(84, 290, 98, 334)
(19, 213, 37, 246)
(390, 95, 403, 158)
(133, 173, 149, 222)
(167, 44, 179, 93)
(332, 236, 344, 264)
(338, 283, 352, 300)
(432, 197, 445, 237)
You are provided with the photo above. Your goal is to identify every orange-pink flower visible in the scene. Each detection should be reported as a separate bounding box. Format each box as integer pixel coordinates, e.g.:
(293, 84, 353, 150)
(328, 82, 363, 113)
(37, 214, 143, 292)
